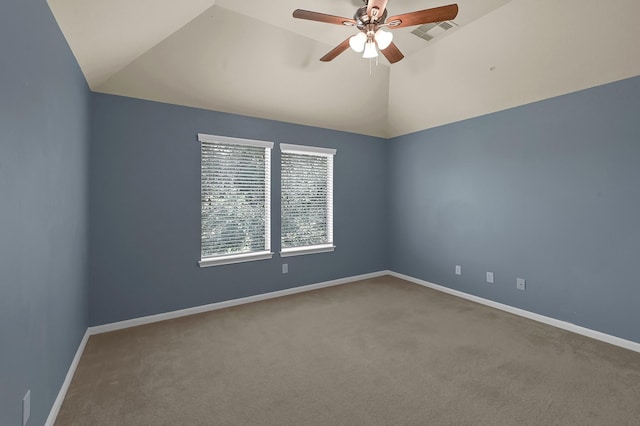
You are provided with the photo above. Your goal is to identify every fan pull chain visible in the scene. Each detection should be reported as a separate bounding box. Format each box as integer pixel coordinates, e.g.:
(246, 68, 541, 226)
(369, 55, 379, 76)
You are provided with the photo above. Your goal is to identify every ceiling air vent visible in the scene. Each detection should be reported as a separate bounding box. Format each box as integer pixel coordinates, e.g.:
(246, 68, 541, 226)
(411, 20, 459, 42)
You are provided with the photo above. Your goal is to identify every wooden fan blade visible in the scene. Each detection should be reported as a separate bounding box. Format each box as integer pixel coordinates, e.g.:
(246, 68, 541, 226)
(387, 4, 459, 28)
(293, 9, 356, 26)
(320, 38, 351, 62)
(379, 42, 404, 64)
(367, 0, 389, 19)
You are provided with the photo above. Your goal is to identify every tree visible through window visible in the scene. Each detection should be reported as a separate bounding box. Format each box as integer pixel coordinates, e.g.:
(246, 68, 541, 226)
(198, 134, 273, 267)
(280, 144, 336, 256)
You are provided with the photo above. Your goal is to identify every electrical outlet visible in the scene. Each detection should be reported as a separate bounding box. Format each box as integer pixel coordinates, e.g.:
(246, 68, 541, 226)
(23, 390, 30, 426)
(455, 265, 461, 275)
(517, 278, 526, 291)
(282, 263, 288, 274)
(486, 272, 494, 283)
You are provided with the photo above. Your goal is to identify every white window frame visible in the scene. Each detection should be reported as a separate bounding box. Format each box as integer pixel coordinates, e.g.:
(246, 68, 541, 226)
(280, 143, 336, 258)
(198, 133, 274, 267)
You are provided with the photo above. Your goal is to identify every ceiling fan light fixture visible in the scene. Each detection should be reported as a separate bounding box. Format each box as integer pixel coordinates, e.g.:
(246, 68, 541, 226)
(362, 40, 378, 58)
(292, 3, 459, 64)
(349, 32, 367, 52)
(374, 28, 393, 50)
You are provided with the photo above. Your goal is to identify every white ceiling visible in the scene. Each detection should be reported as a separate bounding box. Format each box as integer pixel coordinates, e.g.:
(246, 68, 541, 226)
(48, 0, 640, 138)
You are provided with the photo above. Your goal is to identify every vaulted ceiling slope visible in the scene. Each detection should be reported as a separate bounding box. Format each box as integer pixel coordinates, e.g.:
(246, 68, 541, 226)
(48, 0, 640, 138)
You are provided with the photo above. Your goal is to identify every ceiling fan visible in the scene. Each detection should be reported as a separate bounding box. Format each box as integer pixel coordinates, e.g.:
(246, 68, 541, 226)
(293, 0, 459, 63)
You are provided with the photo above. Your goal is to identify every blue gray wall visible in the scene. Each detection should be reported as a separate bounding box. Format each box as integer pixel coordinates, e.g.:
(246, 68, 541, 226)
(389, 76, 640, 343)
(0, 0, 90, 424)
(89, 94, 389, 326)
(3, 3, 639, 420)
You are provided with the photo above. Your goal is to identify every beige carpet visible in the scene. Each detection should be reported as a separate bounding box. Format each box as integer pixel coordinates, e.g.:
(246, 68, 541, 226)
(56, 276, 640, 425)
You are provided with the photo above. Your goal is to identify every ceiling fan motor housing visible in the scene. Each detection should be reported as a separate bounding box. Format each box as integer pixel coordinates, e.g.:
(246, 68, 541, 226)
(354, 6, 387, 29)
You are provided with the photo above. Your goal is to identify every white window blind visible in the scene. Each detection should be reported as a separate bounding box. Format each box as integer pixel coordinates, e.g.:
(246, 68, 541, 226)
(198, 134, 273, 267)
(280, 144, 336, 257)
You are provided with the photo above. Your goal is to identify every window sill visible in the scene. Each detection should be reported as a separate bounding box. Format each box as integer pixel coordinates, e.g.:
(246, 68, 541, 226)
(280, 244, 335, 258)
(199, 251, 273, 268)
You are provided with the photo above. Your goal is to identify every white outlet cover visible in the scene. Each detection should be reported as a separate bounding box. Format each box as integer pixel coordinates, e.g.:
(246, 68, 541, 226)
(517, 278, 526, 291)
(455, 265, 461, 275)
(282, 263, 288, 274)
(486, 272, 494, 283)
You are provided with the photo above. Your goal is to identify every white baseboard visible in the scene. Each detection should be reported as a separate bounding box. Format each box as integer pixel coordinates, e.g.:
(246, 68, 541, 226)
(47, 269, 638, 425)
(45, 329, 90, 426)
(89, 270, 388, 335)
(388, 271, 640, 354)
(46, 270, 387, 425)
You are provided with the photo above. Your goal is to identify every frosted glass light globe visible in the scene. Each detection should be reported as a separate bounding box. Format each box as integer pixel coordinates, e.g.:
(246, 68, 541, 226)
(374, 29, 393, 50)
(349, 32, 367, 52)
(362, 41, 378, 58)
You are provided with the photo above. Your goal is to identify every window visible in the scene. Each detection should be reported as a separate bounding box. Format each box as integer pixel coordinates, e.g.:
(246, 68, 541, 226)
(198, 134, 273, 267)
(280, 144, 336, 257)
